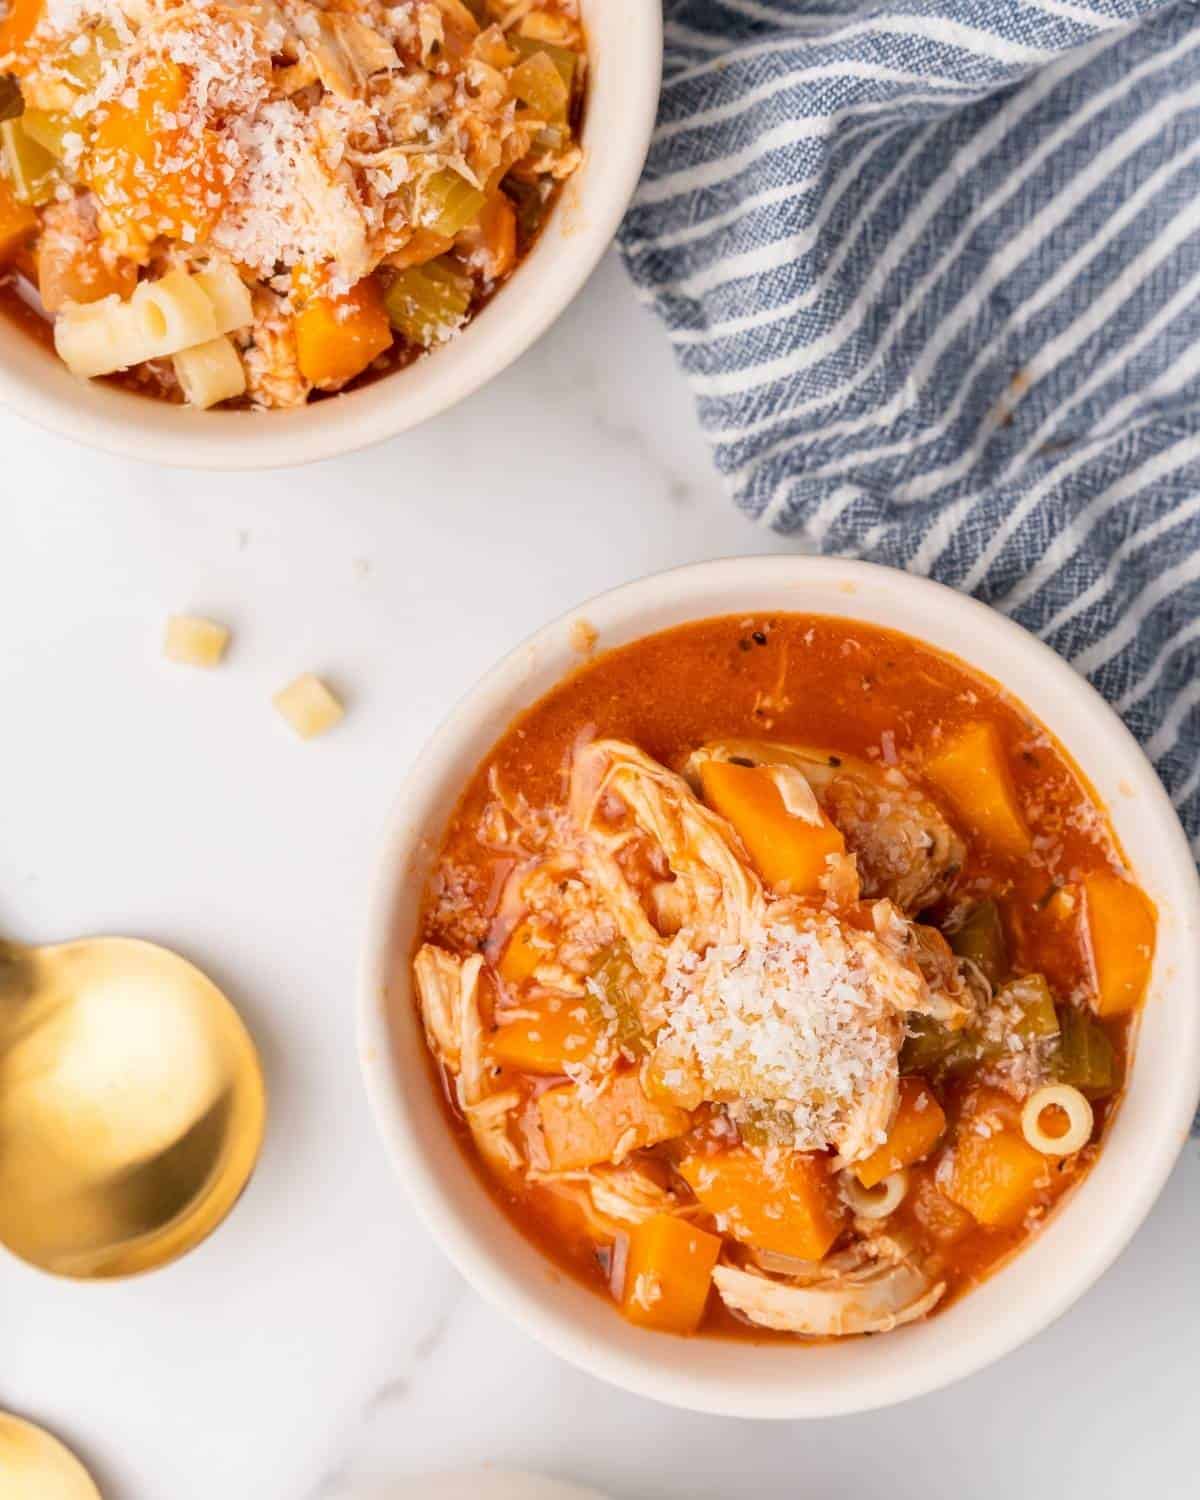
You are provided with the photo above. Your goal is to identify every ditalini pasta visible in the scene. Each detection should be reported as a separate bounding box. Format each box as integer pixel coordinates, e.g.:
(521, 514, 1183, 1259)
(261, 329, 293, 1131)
(411, 613, 1155, 1339)
(172, 335, 246, 409)
(0, 0, 587, 409)
(54, 263, 254, 382)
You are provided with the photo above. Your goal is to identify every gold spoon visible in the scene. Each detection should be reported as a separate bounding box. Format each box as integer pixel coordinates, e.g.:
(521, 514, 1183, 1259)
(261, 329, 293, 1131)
(0, 1412, 101, 1499)
(0, 937, 265, 1279)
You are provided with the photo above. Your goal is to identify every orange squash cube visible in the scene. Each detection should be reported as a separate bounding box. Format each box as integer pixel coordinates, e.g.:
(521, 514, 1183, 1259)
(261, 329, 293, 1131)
(489, 1002, 596, 1075)
(0, 178, 37, 267)
(678, 1147, 845, 1261)
(0, 0, 43, 55)
(1083, 873, 1155, 1016)
(923, 720, 1030, 856)
(946, 1124, 1049, 1228)
(497, 919, 545, 986)
(621, 1213, 721, 1334)
(88, 62, 226, 244)
(699, 760, 845, 897)
(538, 1071, 690, 1172)
(294, 276, 392, 388)
(855, 1076, 946, 1188)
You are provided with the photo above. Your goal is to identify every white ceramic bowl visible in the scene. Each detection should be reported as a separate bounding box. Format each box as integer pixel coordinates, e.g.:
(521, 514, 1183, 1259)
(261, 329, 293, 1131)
(359, 556, 1200, 1418)
(0, 0, 661, 469)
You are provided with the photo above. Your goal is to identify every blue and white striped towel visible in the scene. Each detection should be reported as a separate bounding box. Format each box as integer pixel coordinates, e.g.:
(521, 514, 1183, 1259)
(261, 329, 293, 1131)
(618, 0, 1200, 846)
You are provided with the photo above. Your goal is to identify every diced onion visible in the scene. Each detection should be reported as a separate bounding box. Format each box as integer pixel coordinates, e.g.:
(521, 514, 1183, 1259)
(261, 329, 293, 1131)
(1021, 1084, 1093, 1156)
(842, 1168, 909, 1220)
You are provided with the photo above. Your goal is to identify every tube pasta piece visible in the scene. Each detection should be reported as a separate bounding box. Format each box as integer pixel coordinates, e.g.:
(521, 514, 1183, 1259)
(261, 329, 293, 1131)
(842, 1168, 909, 1220)
(1021, 1084, 1093, 1156)
(54, 294, 152, 377)
(173, 335, 246, 408)
(194, 262, 254, 335)
(164, 614, 230, 667)
(132, 269, 218, 359)
(273, 673, 344, 739)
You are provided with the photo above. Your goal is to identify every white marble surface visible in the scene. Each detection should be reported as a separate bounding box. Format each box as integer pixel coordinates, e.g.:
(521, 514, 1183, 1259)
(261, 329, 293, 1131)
(3, 250, 1198, 1500)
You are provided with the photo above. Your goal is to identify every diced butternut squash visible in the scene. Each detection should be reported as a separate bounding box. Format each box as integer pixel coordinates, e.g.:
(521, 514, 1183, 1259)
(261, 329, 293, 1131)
(489, 1003, 596, 1075)
(1082, 872, 1155, 1016)
(0, 177, 36, 267)
(458, 192, 516, 281)
(678, 1147, 845, 1261)
(88, 62, 225, 244)
(294, 276, 392, 388)
(388, 227, 455, 271)
(538, 1071, 690, 1172)
(699, 760, 845, 897)
(923, 720, 1030, 856)
(497, 919, 544, 986)
(946, 1124, 1048, 1228)
(855, 1077, 946, 1188)
(620, 1213, 721, 1334)
(0, 0, 42, 55)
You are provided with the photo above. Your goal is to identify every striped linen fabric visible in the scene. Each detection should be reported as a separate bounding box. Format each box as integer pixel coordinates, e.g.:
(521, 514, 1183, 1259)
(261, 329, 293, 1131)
(618, 0, 1200, 851)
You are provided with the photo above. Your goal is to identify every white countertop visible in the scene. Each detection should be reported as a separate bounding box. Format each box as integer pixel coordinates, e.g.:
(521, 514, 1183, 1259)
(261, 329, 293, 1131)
(4, 250, 1198, 1500)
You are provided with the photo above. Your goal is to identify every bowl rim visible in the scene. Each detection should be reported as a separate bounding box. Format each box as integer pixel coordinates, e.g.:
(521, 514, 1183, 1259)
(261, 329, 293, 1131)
(358, 555, 1200, 1418)
(0, 0, 663, 470)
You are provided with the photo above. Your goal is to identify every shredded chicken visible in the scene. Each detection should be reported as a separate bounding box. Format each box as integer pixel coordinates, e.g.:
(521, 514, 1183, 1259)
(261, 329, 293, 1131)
(686, 739, 965, 913)
(713, 1237, 945, 1336)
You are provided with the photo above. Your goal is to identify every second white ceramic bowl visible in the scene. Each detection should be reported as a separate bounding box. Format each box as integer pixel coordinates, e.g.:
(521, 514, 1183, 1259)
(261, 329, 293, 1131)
(360, 556, 1200, 1418)
(0, 0, 662, 468)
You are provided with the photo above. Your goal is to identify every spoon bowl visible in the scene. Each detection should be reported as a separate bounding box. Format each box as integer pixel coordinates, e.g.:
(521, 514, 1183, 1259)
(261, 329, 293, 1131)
(0, 1413, 101, 1499)
(0, 937, 265, 1278)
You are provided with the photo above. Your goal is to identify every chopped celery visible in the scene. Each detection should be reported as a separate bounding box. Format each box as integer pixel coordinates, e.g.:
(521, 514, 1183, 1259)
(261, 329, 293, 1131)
(949, 900, 1008, 985)
(422, 168, 486, 238)
(900, 1017, 975, 1075)
(384, 258, 472, 346)
(0, 75, 22, 124)
(902, 972, 1058, 1075)
(510, 48, 569, 122)
(512, 32, 577, 93)
(0, 117, 58, 205)
(587, 941, 649, 1058)
(1053, 1005, 1117, 1098)
(20, 108, 72, 159)
(999, 973, 1060, 1040)
(502, 177, 549, 246)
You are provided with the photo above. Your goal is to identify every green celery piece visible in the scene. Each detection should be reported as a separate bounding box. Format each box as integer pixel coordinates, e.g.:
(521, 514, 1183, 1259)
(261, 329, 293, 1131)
(949, 900, 1008, 985)
(510, 48, 569, 122)
(512, 32, 577, 92)
(586, 941, 649, 1058)
(20, 108, 72, 159)
(1054, 1004, 1117, 1098)
(1000, 973, 1060, 1040)
(0, 117, 58, 205)
(0, 75, 22, 124)
(422, 168, 486, 238)
(384, 257, 472, 347)
(900, 1016, 975, 1075)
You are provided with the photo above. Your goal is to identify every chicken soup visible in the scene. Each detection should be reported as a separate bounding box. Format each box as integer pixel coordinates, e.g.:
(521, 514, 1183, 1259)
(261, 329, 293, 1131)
(0, 0, 585, 408)
(412, 615, 1155, 1339)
